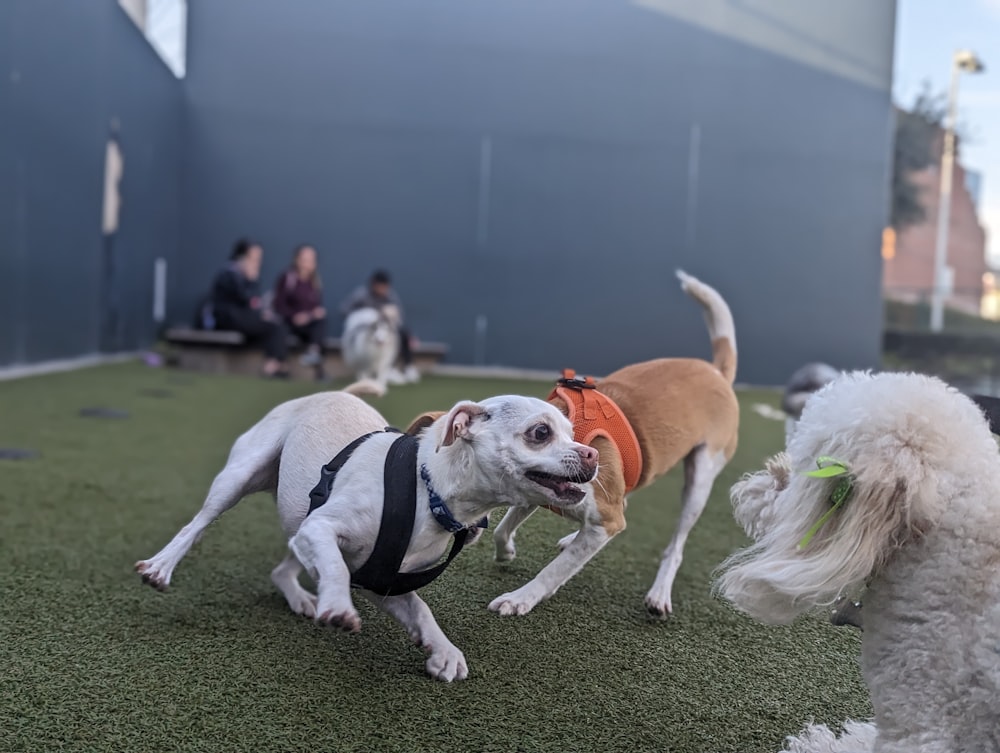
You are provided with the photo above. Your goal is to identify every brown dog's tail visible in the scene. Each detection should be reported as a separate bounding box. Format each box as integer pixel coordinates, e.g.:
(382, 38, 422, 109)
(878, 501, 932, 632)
(676, 270, 737, 383)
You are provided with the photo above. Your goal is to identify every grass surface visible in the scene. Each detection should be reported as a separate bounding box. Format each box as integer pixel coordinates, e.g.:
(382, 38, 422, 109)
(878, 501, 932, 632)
(0, 364, 869, 753)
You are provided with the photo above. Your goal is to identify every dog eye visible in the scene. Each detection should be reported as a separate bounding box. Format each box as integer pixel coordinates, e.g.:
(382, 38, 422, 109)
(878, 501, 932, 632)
(528, 424, 551, 443)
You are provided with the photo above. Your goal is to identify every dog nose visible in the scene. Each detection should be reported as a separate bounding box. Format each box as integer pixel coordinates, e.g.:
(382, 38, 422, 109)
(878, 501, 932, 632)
(575, 445, 599, 466)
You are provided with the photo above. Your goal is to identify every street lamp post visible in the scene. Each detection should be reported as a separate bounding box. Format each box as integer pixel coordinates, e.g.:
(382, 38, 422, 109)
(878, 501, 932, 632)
(929, 50, 985, 332)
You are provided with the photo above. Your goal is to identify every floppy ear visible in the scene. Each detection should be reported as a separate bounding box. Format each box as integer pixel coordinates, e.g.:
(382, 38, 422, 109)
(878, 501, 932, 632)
(437, 401, 488, 450)
(808, 468, 932, 580)
(730, 452, 791, 540)
(404, 411, 446, 436)
(717, 465, 932, 625)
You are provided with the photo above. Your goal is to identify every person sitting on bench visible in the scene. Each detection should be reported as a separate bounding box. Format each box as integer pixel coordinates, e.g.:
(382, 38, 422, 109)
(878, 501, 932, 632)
(210, 238, 289, 379)
(273, 243, 327, 378)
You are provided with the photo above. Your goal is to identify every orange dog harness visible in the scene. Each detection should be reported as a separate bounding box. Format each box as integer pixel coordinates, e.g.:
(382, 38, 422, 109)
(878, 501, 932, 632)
(548, 369, 643, 492)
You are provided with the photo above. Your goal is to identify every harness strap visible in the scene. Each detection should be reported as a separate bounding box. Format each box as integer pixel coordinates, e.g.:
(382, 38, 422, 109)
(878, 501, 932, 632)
(305, 429, 476, 597)
(349, 434, 418, 594)
(549, 369, 643, 492)
(307, 430, 394, 516)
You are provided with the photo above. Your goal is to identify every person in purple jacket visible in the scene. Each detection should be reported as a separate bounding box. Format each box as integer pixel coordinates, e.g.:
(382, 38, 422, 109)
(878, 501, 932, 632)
(273, 244, 327, 376)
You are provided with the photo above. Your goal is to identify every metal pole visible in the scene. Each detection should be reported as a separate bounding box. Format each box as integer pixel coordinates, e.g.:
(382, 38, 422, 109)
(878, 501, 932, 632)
(929, 60, 961, 332)
(474, 315, 488, 365)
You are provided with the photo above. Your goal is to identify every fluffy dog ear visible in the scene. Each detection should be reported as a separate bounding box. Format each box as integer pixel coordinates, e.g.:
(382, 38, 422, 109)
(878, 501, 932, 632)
(730, 452, 791, 540)
(437, 402, 488, 450)
(405, 411, 445, 436)
(809, 468, 931, 577)
(717, 462, 933, 625)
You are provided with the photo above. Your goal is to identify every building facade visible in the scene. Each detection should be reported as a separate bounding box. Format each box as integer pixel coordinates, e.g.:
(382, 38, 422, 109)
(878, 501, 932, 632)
(883, 135, 989, 316)
(1, 1, 897, 384)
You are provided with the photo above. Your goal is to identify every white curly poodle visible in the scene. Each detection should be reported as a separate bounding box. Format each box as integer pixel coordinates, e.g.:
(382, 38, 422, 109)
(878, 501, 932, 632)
(716, 371, 1000, 753)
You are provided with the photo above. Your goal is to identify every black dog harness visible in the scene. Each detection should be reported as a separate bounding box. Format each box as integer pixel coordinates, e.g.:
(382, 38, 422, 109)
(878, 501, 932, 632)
(306, 429, 485, 596)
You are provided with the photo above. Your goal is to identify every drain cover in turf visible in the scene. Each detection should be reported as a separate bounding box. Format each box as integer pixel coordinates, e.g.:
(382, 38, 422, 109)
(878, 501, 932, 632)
(0, 448, 39, 460)
(79, 407, 130, 419)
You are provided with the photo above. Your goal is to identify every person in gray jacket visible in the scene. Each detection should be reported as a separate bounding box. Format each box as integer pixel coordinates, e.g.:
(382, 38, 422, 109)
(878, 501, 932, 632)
(339, 269, 418, 382)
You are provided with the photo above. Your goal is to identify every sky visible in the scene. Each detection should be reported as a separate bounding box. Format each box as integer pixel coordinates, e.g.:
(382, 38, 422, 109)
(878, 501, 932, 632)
(143, 0, 186, 78)
(894, 0, 1000, 264)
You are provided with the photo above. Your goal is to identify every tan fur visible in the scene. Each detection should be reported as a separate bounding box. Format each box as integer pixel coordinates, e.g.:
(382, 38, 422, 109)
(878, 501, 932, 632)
(404, 411, 446, 436)
(711, 336, 737, 385)
(486, 272, 741, 617)
(555, 355, 739, 536)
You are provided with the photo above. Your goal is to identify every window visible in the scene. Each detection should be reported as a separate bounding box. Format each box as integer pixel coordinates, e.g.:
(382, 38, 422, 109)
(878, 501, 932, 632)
(118, 0, 187, 78)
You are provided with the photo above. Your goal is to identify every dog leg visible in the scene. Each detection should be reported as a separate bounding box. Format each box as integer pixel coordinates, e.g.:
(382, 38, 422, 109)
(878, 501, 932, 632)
(493, 506, 537, 562)
(270, 551, 317, 618)
(289, 518, 361, 633)
(557, 531, 577, 550)
(489, 521, 613, 616)
(135, 431, 280, 590)
(645, 445, 726, 616)
(359, 591, 468, 682)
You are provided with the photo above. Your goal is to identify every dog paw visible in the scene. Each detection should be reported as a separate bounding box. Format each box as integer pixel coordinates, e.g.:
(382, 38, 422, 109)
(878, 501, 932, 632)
(317, 609, 362, 634)
(493, 539, 516, 562)
(287, 592, 318, 619)
(643, 593, 673, 618)
(425, 644, 468, 682)
(135, 560, 169, 591)
(488, 588, 541, 616)
(556, 531, 578, 550)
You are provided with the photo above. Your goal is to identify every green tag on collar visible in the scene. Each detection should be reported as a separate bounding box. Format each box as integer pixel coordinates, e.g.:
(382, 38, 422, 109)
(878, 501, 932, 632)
(803, 456, 850, 478)
(797, 457, 853, 550)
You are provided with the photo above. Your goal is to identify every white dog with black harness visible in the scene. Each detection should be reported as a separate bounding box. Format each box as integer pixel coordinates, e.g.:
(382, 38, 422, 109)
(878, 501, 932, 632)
(136, 387, 598, 681)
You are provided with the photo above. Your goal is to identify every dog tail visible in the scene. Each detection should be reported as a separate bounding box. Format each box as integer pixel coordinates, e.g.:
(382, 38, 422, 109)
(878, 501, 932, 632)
(341, 379, 387, 398)
(676, 270, 737, 383)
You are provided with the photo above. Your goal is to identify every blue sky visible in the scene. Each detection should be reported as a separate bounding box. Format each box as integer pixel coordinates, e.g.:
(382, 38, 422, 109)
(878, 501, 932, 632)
(895, 0, 1000, 263)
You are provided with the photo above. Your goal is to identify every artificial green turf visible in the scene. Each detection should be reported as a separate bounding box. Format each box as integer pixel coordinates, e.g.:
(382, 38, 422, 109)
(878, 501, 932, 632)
(0, 364, 870, 753)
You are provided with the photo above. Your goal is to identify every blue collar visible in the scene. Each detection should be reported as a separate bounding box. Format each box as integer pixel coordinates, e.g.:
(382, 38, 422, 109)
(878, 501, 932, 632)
(419, 463, 488, 533)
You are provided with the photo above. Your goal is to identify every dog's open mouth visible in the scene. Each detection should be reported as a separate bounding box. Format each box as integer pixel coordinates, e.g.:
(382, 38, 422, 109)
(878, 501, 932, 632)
(525, 470, 590, 504)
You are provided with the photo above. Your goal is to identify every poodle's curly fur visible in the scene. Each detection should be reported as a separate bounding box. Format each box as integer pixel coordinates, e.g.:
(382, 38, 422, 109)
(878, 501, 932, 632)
(716, 371, 1000, 753)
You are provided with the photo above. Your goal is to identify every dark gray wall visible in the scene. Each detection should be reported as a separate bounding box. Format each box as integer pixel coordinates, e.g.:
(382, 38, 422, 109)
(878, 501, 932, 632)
(3, 1, 894, 383)
(177, 0, 895, 384)
(0, 1, 180, 367)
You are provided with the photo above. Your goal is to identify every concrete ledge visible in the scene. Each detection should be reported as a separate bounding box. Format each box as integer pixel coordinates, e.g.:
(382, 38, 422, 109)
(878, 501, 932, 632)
(0, 352, 140, 382)
(163, 327, 448, 379)
(431, 364, 566, 381)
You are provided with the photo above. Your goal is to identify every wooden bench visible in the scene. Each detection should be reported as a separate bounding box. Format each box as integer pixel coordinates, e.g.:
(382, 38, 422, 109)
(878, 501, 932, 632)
(163, 327, 448, 380)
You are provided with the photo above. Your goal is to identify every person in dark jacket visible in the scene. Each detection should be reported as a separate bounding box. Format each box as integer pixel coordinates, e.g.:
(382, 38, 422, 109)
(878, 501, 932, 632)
(273, 244, 326, 371)
(211, 238, 289, 378)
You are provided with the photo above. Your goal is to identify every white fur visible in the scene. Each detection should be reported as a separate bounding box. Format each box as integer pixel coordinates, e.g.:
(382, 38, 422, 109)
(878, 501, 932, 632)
(676, 269, 735, 351)
(644, 445, 729, 614)
(716, 371, 1000, 752)
(137, 388, 597, 682)
(778, 722, 878, 753)
(341, 305, 401, 389)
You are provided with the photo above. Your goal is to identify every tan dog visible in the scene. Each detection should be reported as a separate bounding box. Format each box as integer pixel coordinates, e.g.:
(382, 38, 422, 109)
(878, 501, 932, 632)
(487, 271, 739, 616)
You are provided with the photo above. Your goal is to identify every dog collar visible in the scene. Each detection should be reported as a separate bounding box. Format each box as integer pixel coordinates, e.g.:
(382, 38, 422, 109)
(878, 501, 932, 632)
(419, 463, 488, 533)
